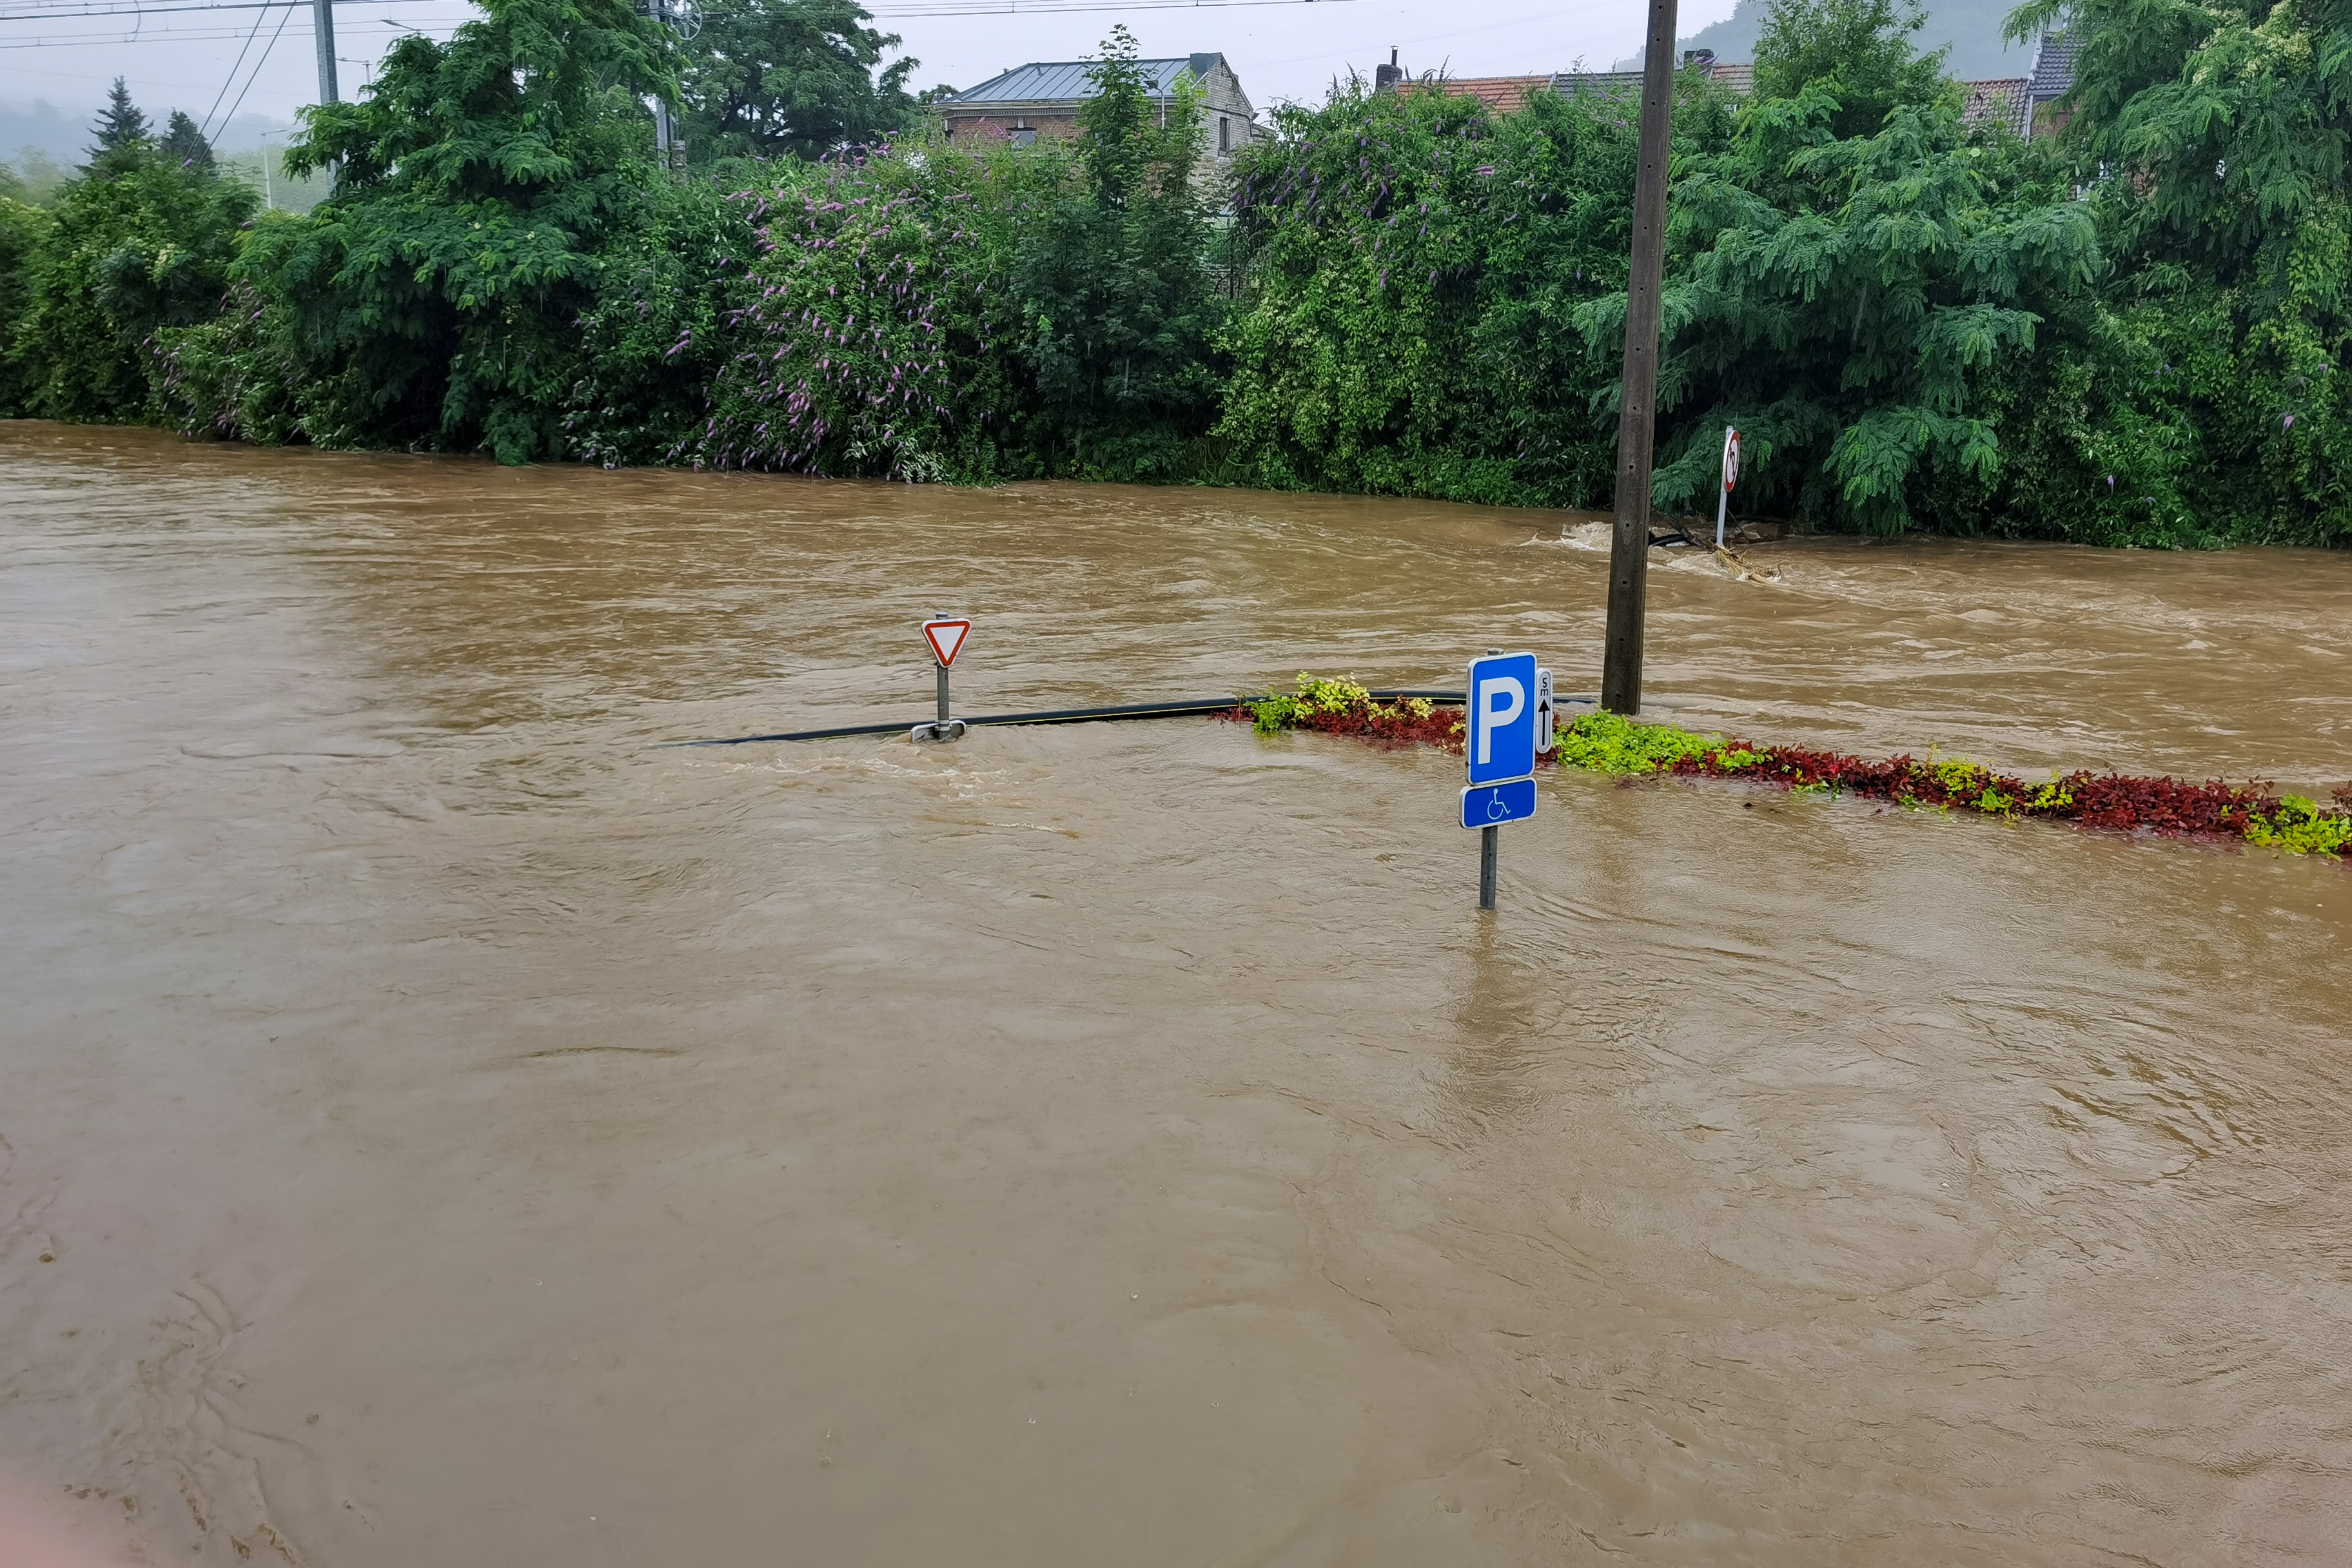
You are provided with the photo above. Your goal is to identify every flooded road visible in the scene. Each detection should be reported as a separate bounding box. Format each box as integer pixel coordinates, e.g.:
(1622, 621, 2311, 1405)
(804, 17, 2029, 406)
(3, 422, 2349, 1566)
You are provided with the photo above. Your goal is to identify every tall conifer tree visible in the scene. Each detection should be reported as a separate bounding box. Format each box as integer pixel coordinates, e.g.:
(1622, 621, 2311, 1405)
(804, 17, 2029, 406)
(90, 77, 150, 161)
(160, 110, 215, 173)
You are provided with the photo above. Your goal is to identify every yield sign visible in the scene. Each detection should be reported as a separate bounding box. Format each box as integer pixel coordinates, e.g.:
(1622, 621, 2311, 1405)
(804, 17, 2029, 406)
(923, 618, 971, 668)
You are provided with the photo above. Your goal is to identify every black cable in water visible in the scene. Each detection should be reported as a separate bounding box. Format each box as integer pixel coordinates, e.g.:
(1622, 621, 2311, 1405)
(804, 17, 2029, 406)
(671, 690, 1598, 749)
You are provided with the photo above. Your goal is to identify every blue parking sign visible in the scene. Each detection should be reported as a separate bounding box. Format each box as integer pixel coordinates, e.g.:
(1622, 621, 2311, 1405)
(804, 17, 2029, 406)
(1460, 776, 1539, 830)
(1465, 652, 1540, 787)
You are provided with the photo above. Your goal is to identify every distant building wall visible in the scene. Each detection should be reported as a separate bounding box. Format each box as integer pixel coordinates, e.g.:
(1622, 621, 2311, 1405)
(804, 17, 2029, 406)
(940, 54, 1264, 173)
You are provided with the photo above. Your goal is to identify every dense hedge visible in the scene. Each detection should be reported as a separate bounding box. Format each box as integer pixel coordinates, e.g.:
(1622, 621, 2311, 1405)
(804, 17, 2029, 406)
(0, 0, 2344, 546)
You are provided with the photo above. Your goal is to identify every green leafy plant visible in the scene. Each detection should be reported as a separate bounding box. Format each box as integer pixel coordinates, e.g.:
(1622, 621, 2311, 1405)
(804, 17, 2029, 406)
(1551, 710, 1727, 773)
(2243, 796, 2352, 856)
(8, 135, 255, 422)
(1246, 673, 1429, 734)
(1216, 73, 1710, 505)
(1012, 26, 1227, 477)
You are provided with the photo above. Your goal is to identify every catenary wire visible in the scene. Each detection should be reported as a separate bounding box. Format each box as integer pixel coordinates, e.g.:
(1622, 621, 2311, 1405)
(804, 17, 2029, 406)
(198, 0, 272, 138)
(213, 0, 294, 134)
(1, 0, 1349, 22)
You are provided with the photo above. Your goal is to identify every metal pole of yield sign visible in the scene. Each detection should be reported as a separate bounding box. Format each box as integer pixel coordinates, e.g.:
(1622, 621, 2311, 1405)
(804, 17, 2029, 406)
(1716, 426, 1740, 550)
(1601, 0, 1681, 717)
(912, 614, 971, 742)
(1462, 651, 1541, 912)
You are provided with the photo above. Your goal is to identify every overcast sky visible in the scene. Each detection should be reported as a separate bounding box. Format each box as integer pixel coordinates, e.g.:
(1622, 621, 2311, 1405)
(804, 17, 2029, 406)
(0, 0, 1743, 151)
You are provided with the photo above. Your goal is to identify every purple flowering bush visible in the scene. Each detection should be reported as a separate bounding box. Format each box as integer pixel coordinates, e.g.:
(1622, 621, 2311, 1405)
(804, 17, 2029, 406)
(686, 141, 1055, 481)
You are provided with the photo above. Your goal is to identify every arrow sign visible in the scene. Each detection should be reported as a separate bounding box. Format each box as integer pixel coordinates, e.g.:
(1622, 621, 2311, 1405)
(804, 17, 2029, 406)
(923, 618, 970, 669)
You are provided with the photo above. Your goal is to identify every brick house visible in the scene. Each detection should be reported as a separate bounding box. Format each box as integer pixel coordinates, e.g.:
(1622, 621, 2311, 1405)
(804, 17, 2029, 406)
(1958, 37, 2079, 137)
(939, 54, 1264, 168)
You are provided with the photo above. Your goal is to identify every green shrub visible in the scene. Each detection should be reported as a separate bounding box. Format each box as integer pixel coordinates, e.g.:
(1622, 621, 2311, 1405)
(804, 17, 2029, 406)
(9, 144, 255, 422)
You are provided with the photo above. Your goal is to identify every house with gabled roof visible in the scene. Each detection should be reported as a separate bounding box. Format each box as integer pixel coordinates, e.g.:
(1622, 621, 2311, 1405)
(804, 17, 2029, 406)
(1959, 36, 2077, 136)
(2019, 34, 2079, 137)
(939, 54, 1264, 169)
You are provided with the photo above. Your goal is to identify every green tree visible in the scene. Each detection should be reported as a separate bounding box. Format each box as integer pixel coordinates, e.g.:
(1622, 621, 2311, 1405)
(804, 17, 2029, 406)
(1993, 0, 2352, 542)
(159, 110, 215, 173)
(1753, 0, 1954, 140)
(1602, 88, 2095, 533)
(1217, 70, 1733, 505)
(2, 147, 70, 206)
(268, 0, 678, 461)
(90, 78, 150, 162)
(1012, 25, 1225, 475)
(8, 144, 255, 420)
(679, 0, 923, 161)
(0, 191, 54, 410)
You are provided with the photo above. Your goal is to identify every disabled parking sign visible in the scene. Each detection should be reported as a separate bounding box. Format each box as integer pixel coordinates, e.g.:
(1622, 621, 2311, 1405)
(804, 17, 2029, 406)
(1460, 651, 1542, 910)
(1460, 776, 1538, 829)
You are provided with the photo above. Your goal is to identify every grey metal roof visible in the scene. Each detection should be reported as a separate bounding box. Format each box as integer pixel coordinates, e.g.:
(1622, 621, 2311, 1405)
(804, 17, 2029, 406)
(948, 54, 1226, 107)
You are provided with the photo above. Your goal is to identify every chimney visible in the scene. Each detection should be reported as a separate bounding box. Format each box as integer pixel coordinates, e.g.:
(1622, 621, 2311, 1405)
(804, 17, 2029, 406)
(1374, 47, 1402, 93)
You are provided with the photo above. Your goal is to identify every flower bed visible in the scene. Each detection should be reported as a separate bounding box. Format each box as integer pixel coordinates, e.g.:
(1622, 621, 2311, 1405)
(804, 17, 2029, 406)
(1231, 678, 2352, 860)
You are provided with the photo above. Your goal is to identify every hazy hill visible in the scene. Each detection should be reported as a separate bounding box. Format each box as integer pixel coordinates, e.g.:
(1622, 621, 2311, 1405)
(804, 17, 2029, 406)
(1622, 0, 2044, 80)
(1, 99, 298, 165)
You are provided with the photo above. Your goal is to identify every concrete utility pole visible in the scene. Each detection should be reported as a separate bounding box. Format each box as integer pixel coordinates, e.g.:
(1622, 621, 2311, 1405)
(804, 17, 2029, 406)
(1600, 0, 1681, 716)
(313, 0, 340, 106)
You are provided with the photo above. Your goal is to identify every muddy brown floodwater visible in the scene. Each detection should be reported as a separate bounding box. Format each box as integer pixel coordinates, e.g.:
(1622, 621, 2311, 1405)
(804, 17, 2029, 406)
(3, 422, 2351, 1566)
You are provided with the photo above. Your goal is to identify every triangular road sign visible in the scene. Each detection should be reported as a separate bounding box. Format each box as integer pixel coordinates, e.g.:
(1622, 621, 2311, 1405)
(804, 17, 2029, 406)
(923, 618, 970, 668)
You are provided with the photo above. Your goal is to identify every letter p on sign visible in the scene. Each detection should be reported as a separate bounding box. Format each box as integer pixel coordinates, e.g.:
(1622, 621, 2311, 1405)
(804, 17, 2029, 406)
(1476, 678, 1524, 765)
(1465, 652, 1540, 786)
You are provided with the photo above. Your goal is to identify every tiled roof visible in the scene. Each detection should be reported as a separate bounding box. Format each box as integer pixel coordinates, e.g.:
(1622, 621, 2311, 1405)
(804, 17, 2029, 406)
(1551, 69, 1647, 97)
(2026, 35, 2077, 101)
(1406, 75, 1554, 113)
(1963, 77, 2029, 135)
(946, 54, 1225, 106)
(1709, 63, 1755, 93)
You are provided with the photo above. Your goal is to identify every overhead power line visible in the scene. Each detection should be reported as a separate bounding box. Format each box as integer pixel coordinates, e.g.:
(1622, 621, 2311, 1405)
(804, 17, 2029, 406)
(0, 0, 447, 18)
(1, 0, 1346, 22)
(215, 0, 295, 131)
(200, 0, 277, 137)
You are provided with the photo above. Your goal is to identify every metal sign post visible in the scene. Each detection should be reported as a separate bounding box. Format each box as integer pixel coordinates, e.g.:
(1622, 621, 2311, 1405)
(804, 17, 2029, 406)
(1462, 651, 1541, 911)
(912, 615, 971, 742)
(1716, 426, 1741, 550)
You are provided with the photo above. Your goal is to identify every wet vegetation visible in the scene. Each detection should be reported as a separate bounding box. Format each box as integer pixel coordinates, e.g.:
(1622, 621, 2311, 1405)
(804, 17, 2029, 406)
(0, 0, 2346, 545)
(1239, 681, 2352, 860)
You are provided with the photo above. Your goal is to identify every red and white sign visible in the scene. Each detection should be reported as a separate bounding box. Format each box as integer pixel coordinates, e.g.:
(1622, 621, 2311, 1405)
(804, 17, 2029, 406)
(923, 618, 971, 668)
(1722, 427, 1741, 491)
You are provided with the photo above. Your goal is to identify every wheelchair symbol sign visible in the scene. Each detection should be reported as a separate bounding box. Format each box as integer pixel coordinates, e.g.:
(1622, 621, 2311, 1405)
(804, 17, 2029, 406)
(1459, 777, 1538, 830)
